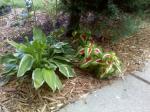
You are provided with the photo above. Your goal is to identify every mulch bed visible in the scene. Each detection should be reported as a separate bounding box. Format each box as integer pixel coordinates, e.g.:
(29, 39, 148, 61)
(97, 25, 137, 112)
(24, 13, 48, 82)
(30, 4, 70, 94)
(0, 10, 150, 112)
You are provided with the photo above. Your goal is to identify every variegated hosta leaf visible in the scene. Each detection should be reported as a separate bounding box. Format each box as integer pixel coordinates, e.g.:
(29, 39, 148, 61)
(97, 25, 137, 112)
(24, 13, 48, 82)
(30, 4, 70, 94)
(53, 56, 71, 62)
(52, 42, 67, 49)
(7, 40, 27, 52)
(32, 68, 44, 89)
(51, 61, 75, 78)
(2, 64, 17, 75)
(57, 64, 75, 78)
(17, 54, 34, 77)
(33, 27, 46, 43)
(0, 53, 17, 64)
(42, 68, 62, 92)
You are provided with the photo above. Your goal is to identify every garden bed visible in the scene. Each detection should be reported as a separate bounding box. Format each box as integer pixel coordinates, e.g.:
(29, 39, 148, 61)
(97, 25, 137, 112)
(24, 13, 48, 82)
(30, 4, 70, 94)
(0, 11, 150, 112)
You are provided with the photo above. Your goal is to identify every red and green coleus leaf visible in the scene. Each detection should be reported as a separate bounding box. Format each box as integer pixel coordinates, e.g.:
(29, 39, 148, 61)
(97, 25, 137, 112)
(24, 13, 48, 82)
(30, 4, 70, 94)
(84, 41, 95, 57)
(78, 44, 93, 57)
(79, 48, 85, 55)
(80, 32, 92, 41)
(102, 53, 112, 60)
(106, 60, 113, 65)
(91, 59, 103, 65)
(81, 33, 87, 41)
(100, 64, 114, 78)
(113, 62, 122, 73)
(78, 47, 92, 56)
(94, 48, 103, 55)
(80, 57, 93, 68)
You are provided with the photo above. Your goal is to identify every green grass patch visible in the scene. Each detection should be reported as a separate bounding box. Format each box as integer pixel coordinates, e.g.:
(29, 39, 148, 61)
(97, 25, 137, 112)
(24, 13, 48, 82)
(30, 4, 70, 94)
(12, 0, 56, 9)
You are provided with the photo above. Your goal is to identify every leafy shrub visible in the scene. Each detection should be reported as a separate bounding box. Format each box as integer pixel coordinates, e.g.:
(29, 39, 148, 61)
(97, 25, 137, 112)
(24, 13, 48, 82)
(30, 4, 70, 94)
(0, 28, 75, 91)
(80, 13, 141, 42)
(60, 0, 150, 35)
(114, 0, 150, 12)
(76, 32, 122, 79)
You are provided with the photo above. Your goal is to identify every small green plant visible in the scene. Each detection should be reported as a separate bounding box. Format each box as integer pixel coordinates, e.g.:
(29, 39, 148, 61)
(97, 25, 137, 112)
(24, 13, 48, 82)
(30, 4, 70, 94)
(0, 28, 75, 91)
(77, 32, 122, 79)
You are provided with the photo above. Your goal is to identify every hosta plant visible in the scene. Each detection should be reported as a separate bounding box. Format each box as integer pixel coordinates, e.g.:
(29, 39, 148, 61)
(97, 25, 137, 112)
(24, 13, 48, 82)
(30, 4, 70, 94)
(77, 32, 122, 79)
(0, 28, 75, 91)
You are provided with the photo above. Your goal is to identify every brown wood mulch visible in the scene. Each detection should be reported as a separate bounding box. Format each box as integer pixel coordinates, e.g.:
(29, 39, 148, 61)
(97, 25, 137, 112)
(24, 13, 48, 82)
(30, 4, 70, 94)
(0, 12, 150, 112)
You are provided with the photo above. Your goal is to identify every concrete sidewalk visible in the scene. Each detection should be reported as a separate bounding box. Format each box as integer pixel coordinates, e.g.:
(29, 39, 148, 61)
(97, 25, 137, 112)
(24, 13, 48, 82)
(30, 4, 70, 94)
(59, 61, 150, 112)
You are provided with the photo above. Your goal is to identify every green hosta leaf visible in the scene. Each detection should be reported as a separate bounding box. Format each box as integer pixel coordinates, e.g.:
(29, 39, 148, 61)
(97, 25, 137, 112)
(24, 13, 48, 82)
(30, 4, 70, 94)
(7, 40, 27, 52)
(3, 64, 17, 74)
(52, 42, 67, 49)
(13, 52, 24, 59)
(42, 68, 62, 91)
(45, 62, 57, 70)
(53, 56, 71, 62)
(57, 64, 75, 78)
(0, 75, 11, 87)
(31, 40, 46, 51)
(32, 68, 44, 89)
(0, 53, 17, 64)
(33, 27, 46, 43)
(17, 54, 34, 77)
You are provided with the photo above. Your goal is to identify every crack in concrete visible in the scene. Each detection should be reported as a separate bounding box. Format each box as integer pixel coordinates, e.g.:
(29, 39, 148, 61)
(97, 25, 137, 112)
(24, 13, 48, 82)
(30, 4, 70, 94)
(131, 73, 150, 85)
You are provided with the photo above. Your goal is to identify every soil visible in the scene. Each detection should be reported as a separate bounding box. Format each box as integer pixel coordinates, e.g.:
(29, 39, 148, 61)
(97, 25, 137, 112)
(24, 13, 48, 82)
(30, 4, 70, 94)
(0, 10, 150, 112)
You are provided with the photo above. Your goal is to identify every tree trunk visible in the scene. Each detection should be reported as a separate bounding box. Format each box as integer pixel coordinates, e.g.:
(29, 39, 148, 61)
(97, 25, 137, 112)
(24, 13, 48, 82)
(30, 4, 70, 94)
(65, 0, 81, 37)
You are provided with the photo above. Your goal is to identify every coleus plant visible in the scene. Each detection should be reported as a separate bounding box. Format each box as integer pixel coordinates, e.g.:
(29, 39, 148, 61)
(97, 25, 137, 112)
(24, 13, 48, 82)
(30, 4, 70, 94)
(0, 28, 75, 91)
(77, 32, 122, 79)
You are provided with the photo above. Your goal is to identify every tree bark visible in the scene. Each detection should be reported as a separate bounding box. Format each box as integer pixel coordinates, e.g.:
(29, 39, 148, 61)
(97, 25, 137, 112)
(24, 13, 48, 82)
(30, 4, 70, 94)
(66, 10, 81, 36)
(65, 0, 81, 37)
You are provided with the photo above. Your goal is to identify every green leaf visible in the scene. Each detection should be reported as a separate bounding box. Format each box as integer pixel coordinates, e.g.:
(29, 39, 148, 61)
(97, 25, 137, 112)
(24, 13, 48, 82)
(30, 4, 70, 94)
(84, 47, 89, 58)
(52, 42, 67, 49)
(54, 56, 71, 62)
(105, 64, 113, 74)
(114, 63, 122, 73)
(3, 64, 17, 74)
(0, 75, 11, 87)
(42, 68, 62, 92)
(0, 53, 17, 64)
(17, 54, 34, 77)
(33, 27, 46, 43)
(57, 64, 75, 78)
(32, 68, 44, 89)
(7, 40, 27, 52)
(47, 62, 57, 70)
(80, 57, 92, 68)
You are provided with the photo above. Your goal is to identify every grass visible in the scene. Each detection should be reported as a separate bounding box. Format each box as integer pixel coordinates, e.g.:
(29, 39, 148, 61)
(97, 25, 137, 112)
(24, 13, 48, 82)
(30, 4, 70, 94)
(12, 0, 56, 9)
